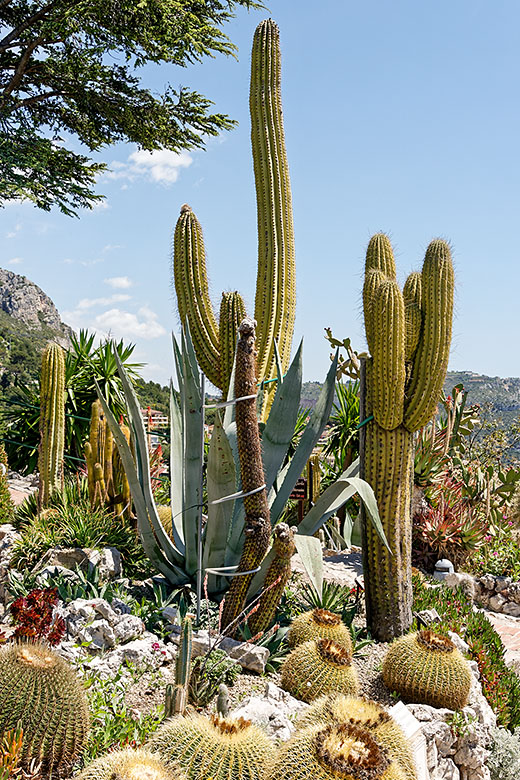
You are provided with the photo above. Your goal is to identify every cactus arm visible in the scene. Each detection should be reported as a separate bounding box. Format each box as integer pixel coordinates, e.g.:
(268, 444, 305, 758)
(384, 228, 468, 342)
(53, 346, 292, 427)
(403, 271, 422, 361)
(370, 280, 406, 430)
(269, 351, 338, 524)
(248, 523, 296, 635)
(404, 240, 454, 431)
(38, 343, 65, 506)
(365, 232, 397, 279)
(202, 412, 236, 595)
(251, 20, 296, 415)
(173, 204, 221, 388)
(362, 269, 385, 357)
(219, 291, 246, 398)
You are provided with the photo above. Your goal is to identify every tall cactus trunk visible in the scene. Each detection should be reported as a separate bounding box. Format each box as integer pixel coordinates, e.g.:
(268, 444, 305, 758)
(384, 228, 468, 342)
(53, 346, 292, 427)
(220, 319, 271, 636)
(38, 342, 65, 507)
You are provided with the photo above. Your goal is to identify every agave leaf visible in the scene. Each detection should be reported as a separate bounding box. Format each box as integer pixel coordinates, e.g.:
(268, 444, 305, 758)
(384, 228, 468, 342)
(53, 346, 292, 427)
(293, 534, 323, 598)
(169, 380, 185, 552)
(270, 350, 339, 523)
(203, 413, 236, 594)
(262, 340, 303, 493)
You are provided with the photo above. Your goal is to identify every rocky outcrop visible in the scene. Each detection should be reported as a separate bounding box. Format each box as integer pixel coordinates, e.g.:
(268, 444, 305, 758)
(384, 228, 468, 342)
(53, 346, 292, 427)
(0, 267, 73, 345)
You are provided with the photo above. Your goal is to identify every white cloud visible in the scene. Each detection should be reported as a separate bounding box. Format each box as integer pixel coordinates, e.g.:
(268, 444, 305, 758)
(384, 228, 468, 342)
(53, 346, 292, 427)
(106, 148, 193, 185)
(63, 257, 104, 267)
(104, 276, 133, 289)
(102, 243, 122, 253)
(6, 223, 21, 239)
(76, 294, 131, 310)
(93, 307, 166, 340)
(6, 257, 23, 266)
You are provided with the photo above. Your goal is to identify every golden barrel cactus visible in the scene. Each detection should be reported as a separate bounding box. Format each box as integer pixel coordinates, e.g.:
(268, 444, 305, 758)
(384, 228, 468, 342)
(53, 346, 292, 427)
(76, 747, 181, 780)
(382, 630, 472, 710)
(287, 609, 353, 651)
(280, 639, 359, 703)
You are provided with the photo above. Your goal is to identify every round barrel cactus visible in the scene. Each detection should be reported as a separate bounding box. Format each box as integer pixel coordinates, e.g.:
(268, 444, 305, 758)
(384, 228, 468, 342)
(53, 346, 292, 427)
(287, 609, 353, 651)
(280, 639, 359, 703)
(77, 747, 180, 780)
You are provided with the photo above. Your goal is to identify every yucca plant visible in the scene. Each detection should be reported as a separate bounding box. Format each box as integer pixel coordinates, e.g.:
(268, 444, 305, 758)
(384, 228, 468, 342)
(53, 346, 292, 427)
(96, 327, 386, 604)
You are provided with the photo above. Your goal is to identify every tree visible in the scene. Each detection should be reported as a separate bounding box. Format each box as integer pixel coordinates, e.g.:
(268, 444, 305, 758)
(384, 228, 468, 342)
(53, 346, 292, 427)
(0, 0, 261, 216)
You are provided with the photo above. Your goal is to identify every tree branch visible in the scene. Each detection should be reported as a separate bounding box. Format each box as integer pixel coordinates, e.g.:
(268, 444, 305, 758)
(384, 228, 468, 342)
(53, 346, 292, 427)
(0, 0, 61, 50)
(0, 0, 15, 10)
(1, 37, 43, 100)
(16, 89, 62, 107)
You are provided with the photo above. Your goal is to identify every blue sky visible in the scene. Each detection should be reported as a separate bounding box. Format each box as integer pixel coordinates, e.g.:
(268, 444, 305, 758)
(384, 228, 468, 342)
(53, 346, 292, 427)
(1, 0, 519, 387)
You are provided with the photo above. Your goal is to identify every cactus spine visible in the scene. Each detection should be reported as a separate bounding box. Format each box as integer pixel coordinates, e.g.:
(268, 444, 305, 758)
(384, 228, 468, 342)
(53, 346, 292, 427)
(362, 235, 454, 641)
(38, 342, 65, 506)
(248, 523, 295, 636)
(220, 319, 271, 635)
(173, 19, 295, 418)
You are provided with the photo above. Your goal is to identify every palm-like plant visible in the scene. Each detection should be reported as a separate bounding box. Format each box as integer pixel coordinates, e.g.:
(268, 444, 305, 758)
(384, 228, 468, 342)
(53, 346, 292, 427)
(324, 381, 360, 476)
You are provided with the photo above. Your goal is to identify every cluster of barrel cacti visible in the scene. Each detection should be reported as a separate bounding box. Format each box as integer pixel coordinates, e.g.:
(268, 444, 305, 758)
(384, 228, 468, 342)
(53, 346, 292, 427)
(173, 18, 295, 419)
(361, 234, 455, 641)
(84, 399, 131, 519)
(38, 342, 65, 507)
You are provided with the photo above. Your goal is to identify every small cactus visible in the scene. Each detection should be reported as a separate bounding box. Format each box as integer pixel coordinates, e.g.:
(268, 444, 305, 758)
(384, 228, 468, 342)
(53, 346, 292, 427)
(0, 641, 89, 774)
(265, 721, 407, 780)
(280, 639, 359, 703)
(149, 713, 273, 780)
(287, 609, 353, 651)
(296, 694, 417, 780)
(382, 630, 472, 710)
(76, 747, 181, 780)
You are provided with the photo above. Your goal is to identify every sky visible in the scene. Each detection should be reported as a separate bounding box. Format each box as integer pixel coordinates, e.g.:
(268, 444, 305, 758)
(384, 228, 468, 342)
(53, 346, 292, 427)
(1, 0, 519, 388)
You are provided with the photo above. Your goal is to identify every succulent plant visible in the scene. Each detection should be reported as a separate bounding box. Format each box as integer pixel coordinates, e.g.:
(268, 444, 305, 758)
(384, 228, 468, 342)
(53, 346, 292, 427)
(382, 630, 472, 710)
(296, 694, 417, 780)
(248, 522, 296, 636)
(265, 721, 407, 780)
(166, 615, 193, 716)
(149, 714, 273, 780)
(287, 608, 353, 651)
(0, 641, 89, 774)
(76, 747, 181, 780)
(361, 234, 454, 641)
(173, 19, 295, 418)
(280, 639, 359, 703)
(84, 400, 131, 518)
(38, 342, 65, 506)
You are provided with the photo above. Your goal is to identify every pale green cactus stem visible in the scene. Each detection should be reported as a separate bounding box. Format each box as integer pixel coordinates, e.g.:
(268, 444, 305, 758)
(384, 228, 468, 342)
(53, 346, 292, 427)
(38, 342, 65, 506)
(172, 615, 193, 715)
(173, 19, 295, 419)
(362, 235, 454, 641)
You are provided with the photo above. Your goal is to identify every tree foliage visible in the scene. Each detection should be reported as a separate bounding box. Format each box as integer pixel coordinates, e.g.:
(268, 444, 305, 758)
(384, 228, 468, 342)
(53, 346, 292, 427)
(0, 0, 261, 215)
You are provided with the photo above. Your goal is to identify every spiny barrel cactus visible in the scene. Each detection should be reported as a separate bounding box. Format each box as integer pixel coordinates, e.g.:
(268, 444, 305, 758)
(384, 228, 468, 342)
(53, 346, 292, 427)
(0, 641, 89, 774)
(382, 630, 472, 710)
(149, 714, 273, 780)
(220, 319, 271, 636)
(287, 609, 353, 651)
(361, 234, 454, 641)
(296, 694, 417, 780)
(265, 722, 407, 780)
(280, 639, 359, 703)
(38, 342, 65, 506)
(76, 748, 180, 780)
(173, 18, 295, 418)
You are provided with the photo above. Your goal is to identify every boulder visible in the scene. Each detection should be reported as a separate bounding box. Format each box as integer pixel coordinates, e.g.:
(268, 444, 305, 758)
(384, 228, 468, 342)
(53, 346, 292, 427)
(230, 681, 308, 741)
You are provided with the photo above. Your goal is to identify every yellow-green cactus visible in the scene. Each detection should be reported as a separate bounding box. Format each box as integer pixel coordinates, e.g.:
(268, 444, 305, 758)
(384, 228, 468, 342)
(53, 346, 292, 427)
(265, 722, 407, 780)
(287, 609, 353, 651)
(85, 400, 132, 518)
(362, 234, 454, 641)
(382, 630, 472, 710)
(148, 714, 273, 780)
(296, 694, 417, 780)
(76, 748, 181, 780)
(248, 523, 296, 636)
(280, 639, 359, 703)
(38, 342, 65, 506)
(0, 642, 89, 775)
(219, 291, 247, 397)
(173, 19, 295, 418)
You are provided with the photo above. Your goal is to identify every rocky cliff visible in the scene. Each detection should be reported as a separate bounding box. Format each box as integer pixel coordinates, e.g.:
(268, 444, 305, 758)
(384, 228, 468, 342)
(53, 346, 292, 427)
(0, 267, 73, 346)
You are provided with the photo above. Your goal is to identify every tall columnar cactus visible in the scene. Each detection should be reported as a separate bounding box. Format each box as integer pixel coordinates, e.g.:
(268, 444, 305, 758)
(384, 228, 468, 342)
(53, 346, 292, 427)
(220, 319, 271, 635)
(173, 19, 295, 417)
(84, 400, 131, 518)
(173, 616, 193, 715)
(38, 342, 65, 506)
(362, 234, 454, 641)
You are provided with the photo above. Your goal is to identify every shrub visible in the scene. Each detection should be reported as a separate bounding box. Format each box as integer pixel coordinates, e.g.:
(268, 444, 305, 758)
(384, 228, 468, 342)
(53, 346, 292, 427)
(0, 444, 14, 523)
(488, 726, 520, 780)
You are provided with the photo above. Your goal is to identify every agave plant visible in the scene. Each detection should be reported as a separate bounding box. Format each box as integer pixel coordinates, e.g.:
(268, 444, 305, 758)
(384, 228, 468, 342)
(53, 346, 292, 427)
(95, 327, 386, 600)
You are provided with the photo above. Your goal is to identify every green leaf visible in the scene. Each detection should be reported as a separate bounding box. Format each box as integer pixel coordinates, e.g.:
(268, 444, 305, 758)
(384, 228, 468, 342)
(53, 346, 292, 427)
(293, 535, 323, 598)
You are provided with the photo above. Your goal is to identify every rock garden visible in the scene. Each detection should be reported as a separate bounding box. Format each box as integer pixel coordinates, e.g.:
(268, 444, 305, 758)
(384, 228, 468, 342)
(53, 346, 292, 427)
(2, 15, 520, 780)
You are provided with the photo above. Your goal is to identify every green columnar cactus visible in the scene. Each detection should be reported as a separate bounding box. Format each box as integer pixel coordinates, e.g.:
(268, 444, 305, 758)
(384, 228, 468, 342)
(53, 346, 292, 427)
(38, 342, 65, 506)
(265, 722, 407, 780)
(149, 714, 273, 780)
(173, 19, 295, 418)
(220, 319, 271, 635)
(220, 291, 247, 397)
(362, 234, 454, 641)
(172, 616, 193, 715)
(280, 639, 359, 703)
(85, 400, 131, 517)
(77, 748, 180, 780)
(0, 642, 89, 774)
(296, 694, 417, 780)
(382, 630, 472, 710)
(287, 609, 353, 652)
(248, 523, 295, 636)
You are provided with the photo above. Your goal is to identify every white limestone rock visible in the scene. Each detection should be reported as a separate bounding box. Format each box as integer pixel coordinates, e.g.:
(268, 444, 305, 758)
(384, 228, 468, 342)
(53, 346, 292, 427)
(231, 681, 308, 741)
